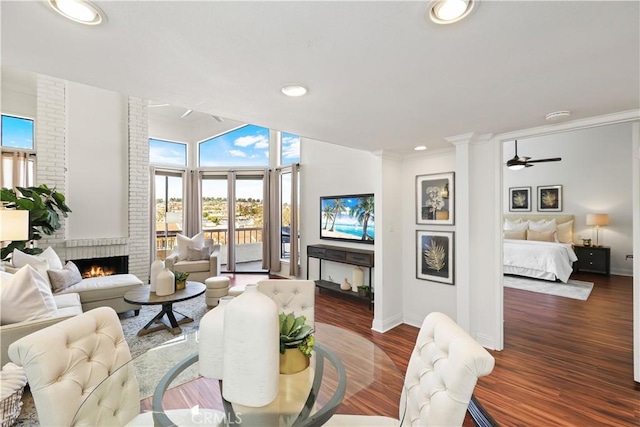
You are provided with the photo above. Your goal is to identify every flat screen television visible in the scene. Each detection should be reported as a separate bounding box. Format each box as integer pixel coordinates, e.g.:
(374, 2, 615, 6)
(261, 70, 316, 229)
(320, 193, 374, 244)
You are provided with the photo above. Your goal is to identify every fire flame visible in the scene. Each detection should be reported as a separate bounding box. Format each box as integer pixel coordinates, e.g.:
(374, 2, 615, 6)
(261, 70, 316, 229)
(82, 266, 115, 279)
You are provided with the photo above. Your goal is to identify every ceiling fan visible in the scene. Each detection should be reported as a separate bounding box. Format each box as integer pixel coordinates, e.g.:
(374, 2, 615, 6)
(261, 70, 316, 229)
(147, 102, 223, 122)
(506, 140, 561, 170)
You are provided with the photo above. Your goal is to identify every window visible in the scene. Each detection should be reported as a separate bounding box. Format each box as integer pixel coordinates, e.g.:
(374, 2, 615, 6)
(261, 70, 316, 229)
(1, 114, 35, 188)
(149, 138, 187, 167)
(1, 115, 34, 150)
(280, 132, 300, 165)
(154, 171, 184, 260)
(280, 172, 292, 259)
(199, 124, 270, 167)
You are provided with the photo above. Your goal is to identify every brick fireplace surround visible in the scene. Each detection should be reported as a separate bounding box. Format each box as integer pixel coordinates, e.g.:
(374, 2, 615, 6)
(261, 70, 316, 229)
(34, 75, 150, 282)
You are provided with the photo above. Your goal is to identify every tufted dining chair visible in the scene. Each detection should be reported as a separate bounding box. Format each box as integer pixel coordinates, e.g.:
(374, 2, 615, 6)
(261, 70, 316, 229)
(8, 307, 139, 427)
(8, 307, 223, 427)
(257, 279, 315, 326)
(326, 311, 495, 427)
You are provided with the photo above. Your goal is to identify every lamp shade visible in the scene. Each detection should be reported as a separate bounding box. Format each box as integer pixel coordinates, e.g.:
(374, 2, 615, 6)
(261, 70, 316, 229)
(586, 213, 609, 227)
(0, 210, 29, 241)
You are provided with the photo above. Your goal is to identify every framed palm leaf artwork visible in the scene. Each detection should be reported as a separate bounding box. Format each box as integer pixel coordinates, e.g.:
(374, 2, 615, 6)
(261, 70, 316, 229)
(537, 185, 562, 211)
(509, 186, 531, 212)
(416, 230, 454, 285)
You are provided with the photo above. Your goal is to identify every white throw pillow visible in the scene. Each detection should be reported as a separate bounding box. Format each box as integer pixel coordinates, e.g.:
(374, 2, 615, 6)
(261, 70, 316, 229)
(176, 232, 205, 261)
(40, 247, 64, 270)
(504, 219, 528, 232)
(528, 218, 557, 233)
(11, 249, 52, 287)
(0, 265, 58, 325)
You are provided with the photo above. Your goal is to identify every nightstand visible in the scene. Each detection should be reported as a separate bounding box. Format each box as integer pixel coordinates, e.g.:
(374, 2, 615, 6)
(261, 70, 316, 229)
(574, 245, 610, 275)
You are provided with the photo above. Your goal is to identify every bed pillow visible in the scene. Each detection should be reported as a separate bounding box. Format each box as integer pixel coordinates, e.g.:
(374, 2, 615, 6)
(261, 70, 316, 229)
(176, 232, 205, 261)
(527, 229, 556, 242)
(503, 230, 527, 240)
(504, 218, 528, 232)
(48, 261, 83, 293)
(556, 220, 573, 244)
(11, 249, 52, 287)
(528, 218, 557, 233)
(0, 265, 58, 325)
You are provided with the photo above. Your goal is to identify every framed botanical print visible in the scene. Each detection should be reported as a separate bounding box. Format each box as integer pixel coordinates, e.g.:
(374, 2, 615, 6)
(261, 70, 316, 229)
(416, 172, 454, 225)
(509, 186, 531, 212)
(416, 230, 454, 285)
(538, 185, 562, 211)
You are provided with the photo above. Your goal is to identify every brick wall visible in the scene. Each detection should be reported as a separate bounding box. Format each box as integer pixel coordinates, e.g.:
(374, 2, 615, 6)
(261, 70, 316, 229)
(32, 78, 150, 281)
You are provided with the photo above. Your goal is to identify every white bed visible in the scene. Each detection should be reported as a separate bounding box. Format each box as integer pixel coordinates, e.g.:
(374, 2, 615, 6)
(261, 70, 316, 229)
(503, 214, 578, 283)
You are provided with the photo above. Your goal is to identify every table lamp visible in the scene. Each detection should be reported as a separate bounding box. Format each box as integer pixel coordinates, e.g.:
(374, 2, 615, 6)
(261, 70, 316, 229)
(586, 213, 609, 247)
(0, 209, 29, 241)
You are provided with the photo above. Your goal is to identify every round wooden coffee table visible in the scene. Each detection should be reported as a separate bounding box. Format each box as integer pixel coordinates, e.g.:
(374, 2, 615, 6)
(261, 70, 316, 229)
(124, 281, 206, 336)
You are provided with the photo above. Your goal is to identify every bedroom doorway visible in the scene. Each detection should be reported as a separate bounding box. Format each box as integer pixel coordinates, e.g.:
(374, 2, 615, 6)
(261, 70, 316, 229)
(498, 117, 640, 382)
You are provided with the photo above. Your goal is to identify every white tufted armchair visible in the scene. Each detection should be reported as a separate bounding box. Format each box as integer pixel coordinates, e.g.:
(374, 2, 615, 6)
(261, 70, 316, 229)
(257, 279, 315, 326)
(326, 311, 495, 427)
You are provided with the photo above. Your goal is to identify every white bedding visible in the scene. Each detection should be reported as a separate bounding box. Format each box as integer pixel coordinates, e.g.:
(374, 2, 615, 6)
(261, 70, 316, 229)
(503, 239, 578, 283)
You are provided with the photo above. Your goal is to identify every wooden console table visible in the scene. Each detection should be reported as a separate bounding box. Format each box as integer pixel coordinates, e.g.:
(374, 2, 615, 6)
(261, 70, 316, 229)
(306, 244, 374, 308)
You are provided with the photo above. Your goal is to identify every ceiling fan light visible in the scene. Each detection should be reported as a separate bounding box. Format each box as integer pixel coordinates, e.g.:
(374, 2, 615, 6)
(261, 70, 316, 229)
(507, 164, 525, 171)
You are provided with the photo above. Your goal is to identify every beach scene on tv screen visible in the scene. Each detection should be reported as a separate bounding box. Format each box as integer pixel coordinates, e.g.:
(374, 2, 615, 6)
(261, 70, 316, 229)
(321, 195, 375, 242)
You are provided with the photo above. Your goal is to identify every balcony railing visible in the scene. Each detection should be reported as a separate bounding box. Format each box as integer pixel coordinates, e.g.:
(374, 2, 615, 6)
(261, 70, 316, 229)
(156, 227, 264, 260)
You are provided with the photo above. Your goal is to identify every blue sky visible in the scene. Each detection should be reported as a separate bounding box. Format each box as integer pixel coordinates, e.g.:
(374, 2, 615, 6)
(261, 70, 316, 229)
(200, 124, 270, 167)
(1, 115, 34, 149)
(149, 139, 187, 166)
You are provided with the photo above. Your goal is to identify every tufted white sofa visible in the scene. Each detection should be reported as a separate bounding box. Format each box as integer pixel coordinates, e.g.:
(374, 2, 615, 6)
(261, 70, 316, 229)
(256, 279, 315, 326)
(326, 311, 495, 426)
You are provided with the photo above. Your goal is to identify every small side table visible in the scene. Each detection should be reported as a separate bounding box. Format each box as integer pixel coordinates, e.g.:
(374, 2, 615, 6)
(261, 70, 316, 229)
(574, 245, 610, 275)
(124, 281, 206, 336)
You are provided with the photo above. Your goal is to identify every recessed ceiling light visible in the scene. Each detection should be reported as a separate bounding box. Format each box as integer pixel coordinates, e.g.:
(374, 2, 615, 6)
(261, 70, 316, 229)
(414, 145, 427, 151)
(545, 111, 571, 121)
(48, 0, 106, 25)
(281, 84, 308, 97)
(429, 0, 476, 24)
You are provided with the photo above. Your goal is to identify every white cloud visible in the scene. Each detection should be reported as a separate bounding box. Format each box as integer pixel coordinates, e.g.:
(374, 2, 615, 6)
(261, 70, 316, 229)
(282, 139, 300, 159)
(255, 140, 269, 149)
(229, 149, 246, 157)
(234, 135, 268, 147)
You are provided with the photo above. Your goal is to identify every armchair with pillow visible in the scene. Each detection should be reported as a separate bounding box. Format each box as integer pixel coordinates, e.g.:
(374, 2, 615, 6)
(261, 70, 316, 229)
(0, 265, 83, 366)
(164, 232, 222, 283)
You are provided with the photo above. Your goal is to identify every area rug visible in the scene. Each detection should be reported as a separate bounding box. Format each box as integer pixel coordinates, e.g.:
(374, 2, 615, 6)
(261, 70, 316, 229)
(503, 275, 594, 300)
(14, 296, 209, 426)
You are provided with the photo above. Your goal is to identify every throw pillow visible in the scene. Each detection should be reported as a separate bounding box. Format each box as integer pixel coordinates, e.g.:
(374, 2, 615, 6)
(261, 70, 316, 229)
(528, 218, 556, 233)
(48, 261, 83, 293)
(556, 220, 574, 244)
(187, 245, 212, 261)
(526, 229, 556, 242)
(40, 247, 64, 270)
(11, 249, 52, 287)
(0, 265, 58, 326)
(503, 219, 528, 232)
(503, 230, 526, 240)
(176, 232, 205, 261)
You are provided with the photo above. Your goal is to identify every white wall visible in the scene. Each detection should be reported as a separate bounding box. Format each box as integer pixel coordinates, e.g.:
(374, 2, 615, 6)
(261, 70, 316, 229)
(66, 82, 129, 239)
(503, 123, 634, 275)
(401, 150, 457, 327)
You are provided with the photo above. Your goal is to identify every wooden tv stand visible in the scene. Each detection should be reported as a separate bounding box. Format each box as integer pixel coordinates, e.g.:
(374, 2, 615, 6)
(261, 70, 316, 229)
(306, 244, 374, 308)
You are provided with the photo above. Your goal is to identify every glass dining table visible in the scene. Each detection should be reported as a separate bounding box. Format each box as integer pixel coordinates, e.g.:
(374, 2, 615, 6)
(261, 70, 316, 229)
(72, 323, 406, 426)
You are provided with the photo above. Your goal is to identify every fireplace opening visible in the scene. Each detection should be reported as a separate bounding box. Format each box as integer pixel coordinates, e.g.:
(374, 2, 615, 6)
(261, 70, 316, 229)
(70, 256, 128, 279)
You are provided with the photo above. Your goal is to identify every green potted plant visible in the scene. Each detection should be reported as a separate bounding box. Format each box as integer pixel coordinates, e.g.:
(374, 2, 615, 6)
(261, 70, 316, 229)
(357, 285, 370, 297)
(279, 312, 314, 374)
(0, 185, 72, 261)
(174, 271, 189, 290)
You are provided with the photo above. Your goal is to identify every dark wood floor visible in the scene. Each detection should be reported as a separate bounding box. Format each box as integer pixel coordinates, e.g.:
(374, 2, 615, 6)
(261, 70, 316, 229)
(166, 272, 640, 425)
(312, 272, 640, 426)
